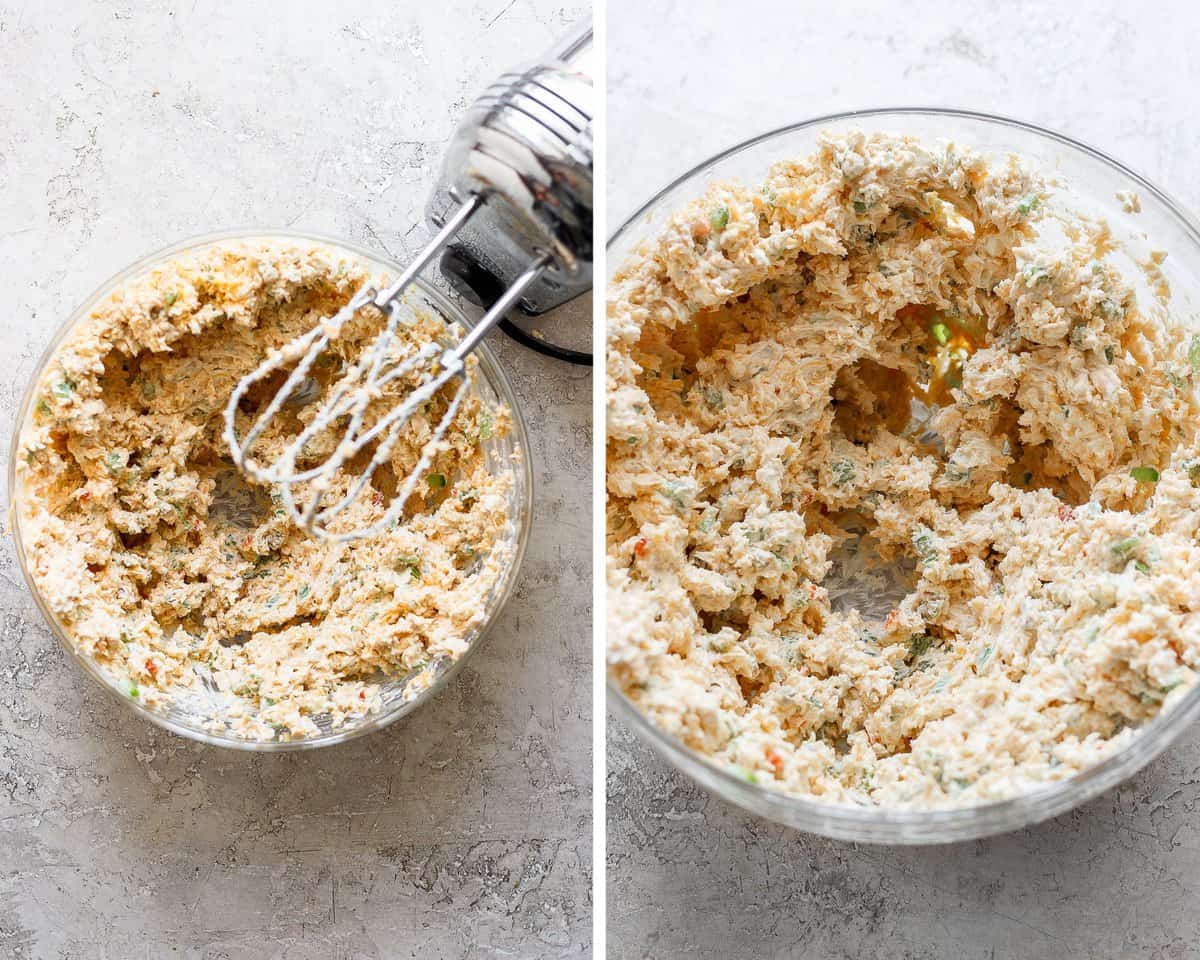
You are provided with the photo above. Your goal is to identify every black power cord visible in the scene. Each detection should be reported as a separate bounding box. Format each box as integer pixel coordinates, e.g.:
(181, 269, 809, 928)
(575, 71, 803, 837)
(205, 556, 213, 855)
(440, 247, 593, 366)
(498, 316, 592, 366)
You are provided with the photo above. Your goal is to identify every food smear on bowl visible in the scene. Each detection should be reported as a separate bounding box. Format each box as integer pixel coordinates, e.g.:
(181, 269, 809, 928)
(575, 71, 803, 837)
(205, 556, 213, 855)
(15, 239, 515, 741)
(606, 131, 1200, 807)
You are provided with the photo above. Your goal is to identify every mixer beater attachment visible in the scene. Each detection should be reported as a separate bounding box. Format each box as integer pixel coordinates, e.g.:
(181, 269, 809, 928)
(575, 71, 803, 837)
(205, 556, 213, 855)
(223, 23, 591, 541)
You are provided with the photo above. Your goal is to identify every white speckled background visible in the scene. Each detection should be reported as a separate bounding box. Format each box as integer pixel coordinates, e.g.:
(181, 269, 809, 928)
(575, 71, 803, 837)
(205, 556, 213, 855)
(607, 2, 1200, 958)
(0, 2, 590, 957)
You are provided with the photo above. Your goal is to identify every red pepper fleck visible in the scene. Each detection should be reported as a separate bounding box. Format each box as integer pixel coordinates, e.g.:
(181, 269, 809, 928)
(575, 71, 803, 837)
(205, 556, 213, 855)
(634, 538, 648, 558)
(765, 749, 784, 775)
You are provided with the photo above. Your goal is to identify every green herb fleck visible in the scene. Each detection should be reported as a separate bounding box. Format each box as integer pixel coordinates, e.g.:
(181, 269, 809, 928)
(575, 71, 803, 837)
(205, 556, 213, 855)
(35, 398, 51, 415)
(1024, 264, 1051, 285)
(164, 290, 178, 307)
(976, 644, 994, 670)
(427, 472, 447, 488)
(1111, 537, 1140, 558)
(1130, 466, 1159, 483)
(831, 458, 855, 486)
(1190, 336, 1200, 374)
(52, 379, 76, 401)
(476, 412, 494, 441)
(853, 199, 869, 215)
(1104, 345, 1116, 363)
(907, 633, 934, 659)
(944, 461, 972, 483)
(1134, 559, 1152, 575)
(396, 556, 422, 580)
(298, 585, 311, 600)
(729, 764, 758, 785)
(658, 481, 690, 514)
(1017, 194, 1041, 216)
(930, 321, 951, 346)
(710, 205, 730, 232)
(912, 526, 938, 566)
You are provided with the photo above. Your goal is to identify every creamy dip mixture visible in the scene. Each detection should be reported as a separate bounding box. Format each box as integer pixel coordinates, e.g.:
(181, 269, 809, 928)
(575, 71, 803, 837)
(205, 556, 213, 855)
(17, 240, 514, 740)
(607, 132, 1200, 807)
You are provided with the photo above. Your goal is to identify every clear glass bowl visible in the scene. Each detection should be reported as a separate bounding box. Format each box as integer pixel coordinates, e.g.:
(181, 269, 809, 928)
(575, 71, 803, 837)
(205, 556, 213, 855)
(10, 229, 533, 751)
(607, 108, 1200, 843)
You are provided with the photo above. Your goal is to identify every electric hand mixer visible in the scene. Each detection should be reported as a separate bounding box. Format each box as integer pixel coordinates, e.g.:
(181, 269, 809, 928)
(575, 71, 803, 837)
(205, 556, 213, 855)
(224, 23, 592, 542)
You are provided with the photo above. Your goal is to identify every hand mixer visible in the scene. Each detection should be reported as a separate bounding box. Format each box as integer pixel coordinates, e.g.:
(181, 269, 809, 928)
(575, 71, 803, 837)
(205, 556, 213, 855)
(224, 22, 592, 542)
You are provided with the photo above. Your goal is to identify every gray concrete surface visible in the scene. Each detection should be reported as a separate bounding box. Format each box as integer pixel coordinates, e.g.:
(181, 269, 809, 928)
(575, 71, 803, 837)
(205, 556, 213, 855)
(0, 2, 590, 958)
(607, 2, 1200, 958)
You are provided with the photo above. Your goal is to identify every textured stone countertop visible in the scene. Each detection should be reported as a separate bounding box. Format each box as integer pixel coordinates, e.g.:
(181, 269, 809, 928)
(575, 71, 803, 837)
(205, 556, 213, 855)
(607, 2, 1200, 958)
(0, 2, 590, 957)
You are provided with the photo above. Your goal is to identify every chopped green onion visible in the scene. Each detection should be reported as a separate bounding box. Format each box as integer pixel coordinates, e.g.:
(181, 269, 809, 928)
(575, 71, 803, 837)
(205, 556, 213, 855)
(297, 585, 311, 600)
(1134, 559, 1152, 575)
(729, 764, 758, 784)
(710, 205, 730, 231)
(930, 321, 951, 345)
(1130, 466, 1159, 483)
(1111, 537, 1140, 557)
(396, 556, 422, 580)
(427, 473, 447, 488)
(1017, 194, 1040, 216)
(912, 526, 938, 566)
(908, 634, 934, 658)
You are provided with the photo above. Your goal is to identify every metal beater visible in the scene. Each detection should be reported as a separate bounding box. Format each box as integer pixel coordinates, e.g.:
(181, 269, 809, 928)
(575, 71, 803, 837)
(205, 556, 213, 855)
(224, 22, 592, 542)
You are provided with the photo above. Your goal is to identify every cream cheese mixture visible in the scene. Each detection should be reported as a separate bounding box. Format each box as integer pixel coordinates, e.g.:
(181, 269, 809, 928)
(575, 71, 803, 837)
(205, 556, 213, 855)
(607, 132, 1200, 807)
(17, 239, 514, 740)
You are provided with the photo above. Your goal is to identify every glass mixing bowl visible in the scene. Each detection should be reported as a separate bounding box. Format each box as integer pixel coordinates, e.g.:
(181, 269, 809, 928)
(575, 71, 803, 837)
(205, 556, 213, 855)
(607, 108, 1200, 843)
(9, 230, 533, 751)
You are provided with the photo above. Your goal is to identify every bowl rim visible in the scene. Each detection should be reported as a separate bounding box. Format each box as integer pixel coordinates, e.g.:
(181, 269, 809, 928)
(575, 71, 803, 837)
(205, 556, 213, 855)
(8, 227, 535, 752)
(606, 106, 1200, 842)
